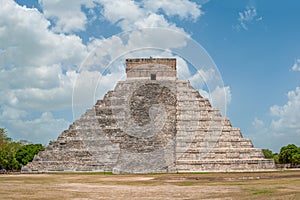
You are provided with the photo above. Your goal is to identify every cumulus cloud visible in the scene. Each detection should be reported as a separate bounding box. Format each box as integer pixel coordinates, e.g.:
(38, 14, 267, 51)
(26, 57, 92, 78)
(252, 87, 300, 151)
(270, 87, 300, 132)
(252, 118, 265, 130)
(177, 56, 191, 79)
(99, 0, 145, 31)
(142, 0, 202, 21)
(210, 86, 231, 114)
(0, 1, 83, 142)
(0, 106, 27, 120)
(1, 111, 70, 145)
(0, 65, 62, 90)
(0, 0, 206, 144)
(38, 0, 203, 33)
(0, 0, 88, 68)
(133, 13, 177, 30)
(38, 0, 95, 33)
(0, 71, 76, 112)
(186, 67, 231, 116)
(189, 68, 216, 87)
(97, 0, 193, 32)
(98, 0, 203, 31)
(0, 0, 84, 137)
(197, 86, 231, 117)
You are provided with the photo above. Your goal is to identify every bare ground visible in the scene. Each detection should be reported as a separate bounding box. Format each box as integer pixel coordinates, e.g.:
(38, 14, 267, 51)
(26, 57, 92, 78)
(1, 170, 300, 200)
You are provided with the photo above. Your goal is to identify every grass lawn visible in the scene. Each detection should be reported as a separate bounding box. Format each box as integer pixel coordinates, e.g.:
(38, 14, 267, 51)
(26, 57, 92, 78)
(1, 170, 300, 199)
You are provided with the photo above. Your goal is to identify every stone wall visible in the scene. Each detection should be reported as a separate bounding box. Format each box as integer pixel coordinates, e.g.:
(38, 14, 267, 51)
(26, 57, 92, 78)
(126, 58, 176, 71)
(126, 58, 177, 80)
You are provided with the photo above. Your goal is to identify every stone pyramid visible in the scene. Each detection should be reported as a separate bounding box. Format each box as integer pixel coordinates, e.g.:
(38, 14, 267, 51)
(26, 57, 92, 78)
(22, 58, 275, 173)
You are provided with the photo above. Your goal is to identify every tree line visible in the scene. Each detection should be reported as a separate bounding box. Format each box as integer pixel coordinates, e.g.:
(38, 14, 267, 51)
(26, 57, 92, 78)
(0, 128, 44, 170)
(263, 144, 300, 166)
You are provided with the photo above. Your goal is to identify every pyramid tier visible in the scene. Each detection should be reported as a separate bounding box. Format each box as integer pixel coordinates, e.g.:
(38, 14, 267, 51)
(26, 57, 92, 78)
(23, 79, 275, 173)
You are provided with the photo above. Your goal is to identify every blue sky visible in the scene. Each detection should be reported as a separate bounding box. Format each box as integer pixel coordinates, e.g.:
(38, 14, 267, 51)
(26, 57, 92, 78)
(1, 0, 300, 152)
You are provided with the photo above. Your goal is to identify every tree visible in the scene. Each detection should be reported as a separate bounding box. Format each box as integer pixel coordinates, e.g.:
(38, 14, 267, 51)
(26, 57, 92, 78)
(262, 149, 273, 159)
(292, 153, 300, 165)
(0, 128, 11, 144)
(0, 128, 22, 170)
(279, 144, 299, 164)
(15, 144, 45, 166)
(0, 127, 46, 170)
(273, 153, 280, 164)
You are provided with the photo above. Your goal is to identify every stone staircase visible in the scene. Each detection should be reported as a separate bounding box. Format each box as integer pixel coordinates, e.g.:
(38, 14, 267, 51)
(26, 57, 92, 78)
(175, 80, 274, 172)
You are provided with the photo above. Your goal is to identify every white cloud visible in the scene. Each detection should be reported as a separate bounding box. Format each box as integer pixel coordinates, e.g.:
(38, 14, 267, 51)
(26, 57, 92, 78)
(38, 0, 197, 32)
(134, 13, 176, 29)
(97, 0, 202, 31)
(198, 86, 231, 117)
(0, 66, 77, 112)
(236, 7, 262, 30)
(0, 1, 87, 116)
(142, 0, 202, 21)
(99, 0, 145, 31)
(126, 28, 187, 50)
(252, 118, 265, 130)
(1, 111, 70, 145)
(179, 65, 232, 117)
(211, 86, 231, 114)
(0, 65, 61, 90)
(177, 56, 191, 79)
(0, 1, 88, 68)
(38, 0, 95, 33)
(0, 106, 27, 120)
(190, 68, 216, 85)
(32, 0, 203, 33)
(291, 59, 300, 71)
(0, 0, 206, 145)
(270, 87, 300, 132)
(252, 87, 300, 151)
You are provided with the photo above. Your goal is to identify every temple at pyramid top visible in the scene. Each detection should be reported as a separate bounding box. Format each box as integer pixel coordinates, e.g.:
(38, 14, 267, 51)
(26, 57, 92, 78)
(126, 58, 177, 80)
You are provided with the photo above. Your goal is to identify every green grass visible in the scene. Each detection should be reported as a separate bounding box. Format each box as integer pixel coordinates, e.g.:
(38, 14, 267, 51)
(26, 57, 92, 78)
(252, 189, 273, 195)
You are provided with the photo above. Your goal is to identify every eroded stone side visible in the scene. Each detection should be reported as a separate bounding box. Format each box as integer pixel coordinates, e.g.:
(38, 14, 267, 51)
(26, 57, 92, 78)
(175, 80, 275, 172)
(23, 79, 179, 173)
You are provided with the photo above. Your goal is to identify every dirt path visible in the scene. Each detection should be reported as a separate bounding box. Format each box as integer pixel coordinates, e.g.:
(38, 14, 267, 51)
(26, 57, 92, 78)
(1, 170, 300, 199)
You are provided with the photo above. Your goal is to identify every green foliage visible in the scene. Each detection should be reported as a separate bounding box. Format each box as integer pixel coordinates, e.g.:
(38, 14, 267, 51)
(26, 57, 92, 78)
(0, 128, 22, 170)
(279, 144, 300, 164)
(262, 149, 283, 164)
(264, 144, 300, 165)
(0, 128, 11, 144)
(262, 149, 273, 159)
(15, 144, 45, 166)
(273, 153, 280, 164)
(0, 127, 44, 170)
(291, 153, 300, 165)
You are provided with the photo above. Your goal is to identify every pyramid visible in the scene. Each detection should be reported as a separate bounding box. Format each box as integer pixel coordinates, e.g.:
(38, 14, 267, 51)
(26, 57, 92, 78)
(22, 58, 275, 173)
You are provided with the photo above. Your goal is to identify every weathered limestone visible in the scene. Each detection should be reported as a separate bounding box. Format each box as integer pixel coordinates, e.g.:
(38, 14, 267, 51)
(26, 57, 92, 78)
(22, 58, 275, 173)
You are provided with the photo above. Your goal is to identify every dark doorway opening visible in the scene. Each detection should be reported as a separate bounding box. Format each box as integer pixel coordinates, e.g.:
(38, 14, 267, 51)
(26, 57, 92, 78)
(151, 74, 156, 80)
